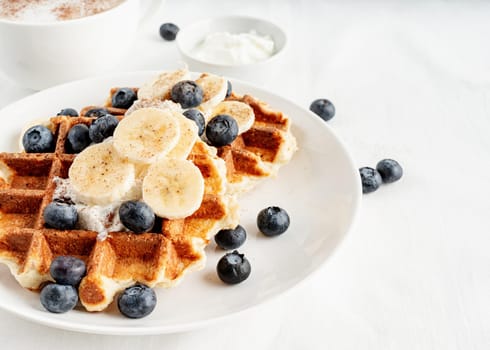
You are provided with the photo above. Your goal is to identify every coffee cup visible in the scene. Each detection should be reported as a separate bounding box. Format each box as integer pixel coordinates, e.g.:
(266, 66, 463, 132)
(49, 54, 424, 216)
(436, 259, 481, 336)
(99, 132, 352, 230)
(0, 0, 162, 90)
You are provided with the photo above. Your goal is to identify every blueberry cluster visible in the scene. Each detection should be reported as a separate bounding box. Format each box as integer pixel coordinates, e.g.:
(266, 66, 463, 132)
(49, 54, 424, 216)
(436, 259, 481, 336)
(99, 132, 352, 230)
(40, 256, 156, 318)
(360, 159, 403, 194)
(214, 206, 290, 285)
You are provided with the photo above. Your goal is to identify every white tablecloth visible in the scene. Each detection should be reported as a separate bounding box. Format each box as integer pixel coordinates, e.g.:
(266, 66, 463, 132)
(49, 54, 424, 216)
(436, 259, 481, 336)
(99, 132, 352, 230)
(0, 1, 489, 349)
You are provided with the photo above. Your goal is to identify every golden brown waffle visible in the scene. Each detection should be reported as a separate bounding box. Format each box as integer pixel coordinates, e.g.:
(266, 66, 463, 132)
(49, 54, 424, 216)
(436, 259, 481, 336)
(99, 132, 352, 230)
(217, 94, 297, 194)
(0, 115, 238, 312)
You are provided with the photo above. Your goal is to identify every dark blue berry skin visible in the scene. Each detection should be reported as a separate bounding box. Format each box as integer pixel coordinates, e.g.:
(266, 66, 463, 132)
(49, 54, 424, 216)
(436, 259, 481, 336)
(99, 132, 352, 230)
(215, 225, 247, 250)
(376, 159, 403, 183)
(84, 107, 109, 118)
(257, 207, 290, 237)
(119, 201, 155, 234)
(43, 202, 78, 230)
(217, 250, 251, 285)
(183, 109, 205, 136)
(205, 114, 239, 147)
(310, 99, 336, 121)
(89, 114, 119, 143)
(66, 124, 91, 153)
(57, 108, 78, 117)
(359, 167, 382, 194)
(118, 284, 157, 319)
(22, 125, 55, 153)
(225, 81, 232, 98)
(171, 80, 203, 109)
(112, 88, 137, 109)
(159, 23, 179, 41)
(50, 256, 86, 286)
(40, 284, 78, 313)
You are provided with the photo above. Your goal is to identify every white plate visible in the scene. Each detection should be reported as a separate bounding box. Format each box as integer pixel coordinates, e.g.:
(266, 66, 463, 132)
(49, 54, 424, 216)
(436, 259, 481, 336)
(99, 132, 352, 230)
(0, 71, 361, 335)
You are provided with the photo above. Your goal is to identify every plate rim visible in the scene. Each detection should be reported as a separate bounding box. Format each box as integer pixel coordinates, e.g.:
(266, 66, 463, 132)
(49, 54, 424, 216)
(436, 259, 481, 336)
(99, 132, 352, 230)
(0, 70, 362, 335)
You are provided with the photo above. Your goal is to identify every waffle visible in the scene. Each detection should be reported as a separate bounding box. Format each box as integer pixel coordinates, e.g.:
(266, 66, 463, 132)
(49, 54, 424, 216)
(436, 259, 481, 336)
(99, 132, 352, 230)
(0, 115, 238, 311)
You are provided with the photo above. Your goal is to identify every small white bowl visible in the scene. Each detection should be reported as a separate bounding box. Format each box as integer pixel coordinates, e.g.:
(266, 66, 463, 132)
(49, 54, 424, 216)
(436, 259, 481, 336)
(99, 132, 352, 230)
(176, 16, 287, 81)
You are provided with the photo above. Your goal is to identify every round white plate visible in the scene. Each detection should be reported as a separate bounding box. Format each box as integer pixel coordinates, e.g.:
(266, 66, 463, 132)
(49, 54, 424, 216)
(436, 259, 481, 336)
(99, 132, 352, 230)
(0, 71, 361, 335)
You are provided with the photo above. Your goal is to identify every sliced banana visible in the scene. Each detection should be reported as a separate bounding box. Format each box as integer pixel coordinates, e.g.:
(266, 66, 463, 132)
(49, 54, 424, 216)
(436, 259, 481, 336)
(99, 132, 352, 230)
(196, 73, 228, 116)
(125, 99, 183, 117)
(137, 68, 190, 101)
(166, 115, 199, 159)
(211, 100, 255, 134)
(142, 158, 204, 219)
(69, 142, 136, 206)
(113, 108, 181, 164)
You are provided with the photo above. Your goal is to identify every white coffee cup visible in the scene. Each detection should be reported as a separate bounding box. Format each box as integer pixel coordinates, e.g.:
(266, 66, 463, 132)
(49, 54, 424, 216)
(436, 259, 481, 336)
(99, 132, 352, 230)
(0, 0, 162, 90)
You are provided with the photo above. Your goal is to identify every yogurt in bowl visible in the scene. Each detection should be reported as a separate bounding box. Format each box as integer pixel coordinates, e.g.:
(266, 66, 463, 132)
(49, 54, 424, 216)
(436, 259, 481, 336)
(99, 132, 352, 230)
(176, 16, 287, 82)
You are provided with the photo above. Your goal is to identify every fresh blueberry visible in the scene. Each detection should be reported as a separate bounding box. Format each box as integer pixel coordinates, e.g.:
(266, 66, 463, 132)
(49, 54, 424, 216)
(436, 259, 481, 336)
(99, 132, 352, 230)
(66, 124, 91, 153)
(170, 80, 203, 109)
(57, 108, 78, 117)
(359, 167, 383, 194)
(310, 99, 336, 121)
(159, 22, 179, 41)
(22, 125, 55, 153)
(215, 225, 247, 250)
(257, 206, 290, 237)
(40, 283, 78, 313)
(111, 88, 137, 109)
(225, 81, 232, 98)
(376, 159, 403, 183)
(88, 114, 119, 143)
(205, 114, 239, 147)
(43, 202, 78, 230)
(50, 256, 86, 286)
(118, 284, 157, 319)
(84, 107, 109, 118)
(119, 201, 155, 234)
(216, 250, 251, 285)
(183, 109, 205, 136)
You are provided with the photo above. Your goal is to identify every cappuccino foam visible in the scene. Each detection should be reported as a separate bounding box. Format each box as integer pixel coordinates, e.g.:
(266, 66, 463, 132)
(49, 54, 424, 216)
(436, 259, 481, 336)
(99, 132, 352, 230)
(0, 0, 125, 22)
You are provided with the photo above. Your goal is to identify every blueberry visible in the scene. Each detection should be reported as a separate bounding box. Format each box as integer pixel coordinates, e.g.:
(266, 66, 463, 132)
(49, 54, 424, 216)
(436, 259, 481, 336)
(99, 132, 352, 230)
(119, 201, 155, 234)
(118, 284, 157, 319)
(225, 81, 232, 98)
(170, 80, 203, 109)
(183, 109, 205, 136)
(359, 167, 382, 194)
(376, 159, 403, 183)
(43, 202, 78, 230)
(40, 284, 78, 313)
(205, 114, 239, 147)
(50, 256, 86, 286)
(159, 22, 179, 41)
(88, 114, 119, 143)
(217, 250, 251, 285)
(310, 99, 336, 121)
(57, 108, 78, 117)
(84, 107, 109, 118)
(112, 88, 137, 109)
(257, 206, 290, 237)
(22, 125, 55, 153)
(215, 225, 247, 250)
(66, 124, 91, 153)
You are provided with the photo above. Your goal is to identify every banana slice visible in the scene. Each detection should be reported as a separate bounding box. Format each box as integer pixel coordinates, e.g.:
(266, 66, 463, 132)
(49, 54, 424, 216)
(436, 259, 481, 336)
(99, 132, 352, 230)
(196, 73, 228, 116)
(142, 158, 204, 219)
(137, 68, 190, 101)
(211, 100, 255, 134)
(113, 108, 181, 164)
(69, 142, 136, 206)
(166, 115, 199, 159)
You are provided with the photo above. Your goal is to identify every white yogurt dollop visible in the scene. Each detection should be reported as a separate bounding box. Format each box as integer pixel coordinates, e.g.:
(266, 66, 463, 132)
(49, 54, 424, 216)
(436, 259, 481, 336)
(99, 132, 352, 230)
(192, 30, 275, 65)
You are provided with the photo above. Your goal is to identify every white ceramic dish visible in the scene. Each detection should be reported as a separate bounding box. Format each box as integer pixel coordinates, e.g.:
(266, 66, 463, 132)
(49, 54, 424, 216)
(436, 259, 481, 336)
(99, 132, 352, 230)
(176, 16, 287, 81)
(0, 71, 361, 335)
